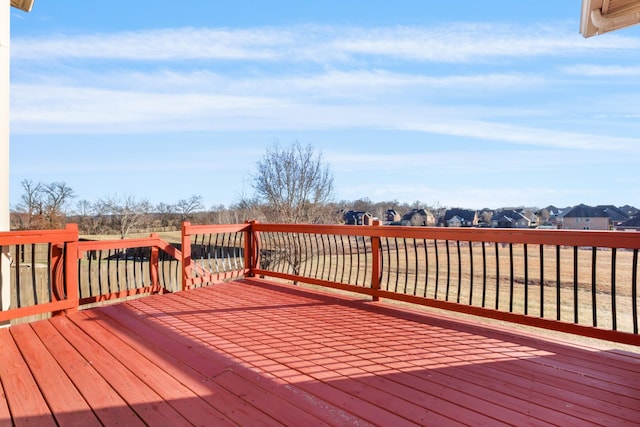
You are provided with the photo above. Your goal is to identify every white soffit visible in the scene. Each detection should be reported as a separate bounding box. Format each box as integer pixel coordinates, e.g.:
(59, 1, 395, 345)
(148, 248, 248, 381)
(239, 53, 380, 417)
(581, 0, 640, 37)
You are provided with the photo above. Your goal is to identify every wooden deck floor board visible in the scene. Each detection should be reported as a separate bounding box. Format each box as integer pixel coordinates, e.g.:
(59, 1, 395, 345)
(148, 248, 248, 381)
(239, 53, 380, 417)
(0, 382, 11, 427)
(100, 298, 366, 427)
(48, 315, 194, 427)
(1, 278, 639, 426)
(130, 298, 386, 427)
(9, 324, 101, 427)
(67, 311, 237, 426)
(0, 329, 56, 427)
(85, 308, 329, 427)
(29, 320, 147, 427)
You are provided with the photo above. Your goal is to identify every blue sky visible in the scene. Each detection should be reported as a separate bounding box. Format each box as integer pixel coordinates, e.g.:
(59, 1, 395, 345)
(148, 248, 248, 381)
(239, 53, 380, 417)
(8, 1, 640, 212)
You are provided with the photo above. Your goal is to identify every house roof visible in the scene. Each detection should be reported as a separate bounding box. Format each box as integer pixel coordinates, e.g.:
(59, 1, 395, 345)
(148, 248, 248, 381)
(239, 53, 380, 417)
(562, 204, 630, 222)
(620, 204, 640, 217)
(444, 208, 476, 222)
(580, 0, 640, 37)
(401, 208, 431, 221)
(493, 209, 528, 223)
(596, 205, 630, 222)
(618, 215, 640, 227)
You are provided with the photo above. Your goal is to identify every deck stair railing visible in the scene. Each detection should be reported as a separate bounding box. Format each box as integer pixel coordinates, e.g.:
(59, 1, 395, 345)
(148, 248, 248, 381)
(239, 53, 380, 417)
(180, 221, 253, 290)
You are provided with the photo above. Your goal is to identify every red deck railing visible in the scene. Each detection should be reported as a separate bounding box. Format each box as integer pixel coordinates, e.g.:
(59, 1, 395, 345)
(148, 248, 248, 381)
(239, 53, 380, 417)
(1, 222, 639, 345)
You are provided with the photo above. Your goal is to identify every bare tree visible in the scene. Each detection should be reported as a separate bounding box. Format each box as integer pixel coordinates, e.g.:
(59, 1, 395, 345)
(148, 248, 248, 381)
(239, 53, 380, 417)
(176, 195, 204, 221)
(251, 142, 334, 280)
(155, 202, 177, 228)
(252, 141, 334, 224)
(95, 194, 151, 239)
(42, 182, 75, 228)
(13, 180, 75, 229)
(15, 179, 43, 229)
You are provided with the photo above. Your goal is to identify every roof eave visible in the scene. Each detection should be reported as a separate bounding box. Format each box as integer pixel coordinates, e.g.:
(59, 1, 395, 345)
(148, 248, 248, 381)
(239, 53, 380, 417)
(581, 0, 640, 37)
(10, 0, 34, 12)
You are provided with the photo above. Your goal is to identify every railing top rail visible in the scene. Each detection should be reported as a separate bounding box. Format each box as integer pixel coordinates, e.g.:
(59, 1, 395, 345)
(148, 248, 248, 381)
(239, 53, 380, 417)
(0, 224, 78, 245)
(252, 223, 640, 249)
(182, 222, 251, 236)
(77, 236, 167, 252)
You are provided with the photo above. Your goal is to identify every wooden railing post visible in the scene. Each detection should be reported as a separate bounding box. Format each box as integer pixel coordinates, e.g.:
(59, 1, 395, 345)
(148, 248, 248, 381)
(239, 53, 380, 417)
(149, 233, 160, 293)
(371, 220, 382, 302)
(181, 222, 191, 291)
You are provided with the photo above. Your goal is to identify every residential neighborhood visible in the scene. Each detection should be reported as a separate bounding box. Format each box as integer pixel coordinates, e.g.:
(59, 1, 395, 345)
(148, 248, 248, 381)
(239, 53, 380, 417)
(342, 203, 640, 231)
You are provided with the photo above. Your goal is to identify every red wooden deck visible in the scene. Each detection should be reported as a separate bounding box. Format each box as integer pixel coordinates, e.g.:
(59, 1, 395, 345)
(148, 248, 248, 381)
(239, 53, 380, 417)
(1, 278, 639, 426)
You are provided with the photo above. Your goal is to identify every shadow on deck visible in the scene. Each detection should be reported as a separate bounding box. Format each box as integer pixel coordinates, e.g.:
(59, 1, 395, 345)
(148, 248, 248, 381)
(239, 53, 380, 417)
(1, 278, 639, 426)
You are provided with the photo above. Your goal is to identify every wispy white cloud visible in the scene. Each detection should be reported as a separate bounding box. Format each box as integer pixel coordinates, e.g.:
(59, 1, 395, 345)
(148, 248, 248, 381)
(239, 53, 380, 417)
(13, 23, 639, 64)
(400, 120, 640, 152)
(12, 27, 293, 61)
(12, 68, 541, 100)
(11, 79, 640, 155)
(562, 64, 640, 76)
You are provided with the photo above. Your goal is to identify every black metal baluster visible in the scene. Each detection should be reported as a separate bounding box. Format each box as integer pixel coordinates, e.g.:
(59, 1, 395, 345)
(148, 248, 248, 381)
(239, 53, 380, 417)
(339, 234, 346, 283)
(320, 234, 327, 281)
(313, 234, 321, 279)
(15, 245, 21, 307)
(495, 243, 500, 310)
(87, 250, 93, 298)
(592, 247, 597, 327)
(469, 242, 474, 306)
(394, 237, 400, 293)
(354, 234, 361, 286)
(612, 248, 617, 331)
(524, 244, 529, 315)
(434, 239, 440, 299)
(445, 240, 451, 301)
(456, 240, 462, 304)
(327, 233, 333, 281)
(205, 233, 213, 273)
(540, 245, 544, 318)
(107, 249, 113, 294)
(302, 233, 313, 277)
(402, 238, 409, 294)
(334, 234, 341, 282)
(632, 249, 638, 335)
(124, 247, 130, 291)
(31, 243, 37, 304)
(423, 239, 429, 298)
(481, 242, 487, 308)
(363, 236, 369, 288)
(509, 243, 514, 313)
(413, 238, 419, 296)
(556, 245, 561, 321)
(573, 246, 579, 324)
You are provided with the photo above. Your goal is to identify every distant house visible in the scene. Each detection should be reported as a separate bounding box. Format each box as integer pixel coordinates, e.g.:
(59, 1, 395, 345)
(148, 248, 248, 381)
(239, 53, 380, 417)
(400, 208, 436, 227)
(477, 208, 494, 227)
(536, 205, 565, 228)
(383, 209, 401, 225)
(441, 208, 478, 227)
(561, 204, 630, 230)
(343, 210, 373, 226)
(491, 209, 531, 229)
(616, 216, 640, 231)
